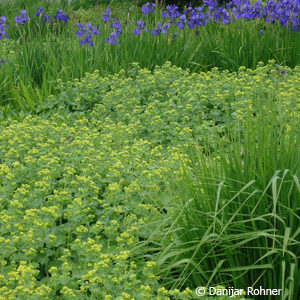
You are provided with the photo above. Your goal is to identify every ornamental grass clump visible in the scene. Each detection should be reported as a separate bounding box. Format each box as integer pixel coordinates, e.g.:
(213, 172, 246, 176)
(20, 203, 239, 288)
(152, 78, 300, 298)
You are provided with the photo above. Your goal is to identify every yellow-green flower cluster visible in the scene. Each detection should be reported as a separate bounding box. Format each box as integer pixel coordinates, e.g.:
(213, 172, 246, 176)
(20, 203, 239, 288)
(40, 61, 299, 152)
(0, 61, 298, 298)
(0, 114, 192, 298)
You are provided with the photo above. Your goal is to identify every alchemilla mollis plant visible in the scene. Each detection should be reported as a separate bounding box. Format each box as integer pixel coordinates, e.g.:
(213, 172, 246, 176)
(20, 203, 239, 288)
(0, 0, 299, 299)
(0, 61, 299, 299)
(0, 114, 195, 299)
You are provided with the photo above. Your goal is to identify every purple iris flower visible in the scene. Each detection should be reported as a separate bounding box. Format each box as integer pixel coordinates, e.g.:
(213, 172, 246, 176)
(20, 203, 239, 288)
(104, 18, 122, 45)
(84, 24, 99, 35)
(41, 14, 51, 25)
(184, 4, 194, 15)
(262, 0, 277, 23)
(151, 22, 170, 35)
(102, 8, 111, 22)
(220, 8, 230, 25)
(226, 2, 233, 9)
(141, 2, 156, 16)
(279, 13, 290, 27)
(54, 9, 70, 23)
(35, 7, 44, 17)
(76, 23, 99, 47)
(0, 59, 7, 68)
(0, 16, 6, 25)
(232, 6, 242, 20)
(0, 16, 8, 39)
(133, 20, 148, 35)
(105, 31, 119, 45)
(76, 31, 83, 38)
(203, 0, 218, 11)
(15, 10, 29, 25)
(187, 9, 210, 29)
(265, 11, 277, 23)
(241, 1, 252, 20)
(213, 7, 222, 23)
(177, 14, 186, 29)
(76, 23, 84, 31)
(80, 32, 94, 47)
(161, 5, 181, 20)
(110, 19, 122, 36)
(91, 26, 99, 35)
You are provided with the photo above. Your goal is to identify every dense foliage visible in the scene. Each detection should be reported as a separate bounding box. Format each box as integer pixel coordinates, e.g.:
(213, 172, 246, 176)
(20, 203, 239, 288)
(0, 62, 299, 298)
(0, 0, 299, 299)
(0, 115, 192, 299)
(0, 0, 299, 111)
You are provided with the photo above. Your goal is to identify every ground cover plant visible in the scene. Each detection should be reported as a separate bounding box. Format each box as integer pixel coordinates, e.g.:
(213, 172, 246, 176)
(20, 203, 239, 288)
(0, 115, 194, 299)
(0, 61, 300, 299)
(0, 0, 300, 299)
(0, 0, 299, 110)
